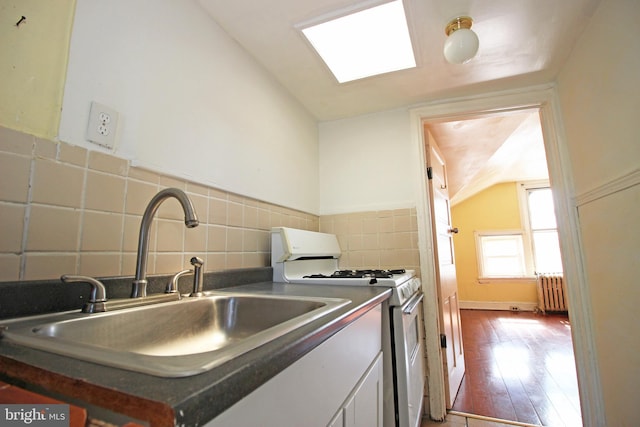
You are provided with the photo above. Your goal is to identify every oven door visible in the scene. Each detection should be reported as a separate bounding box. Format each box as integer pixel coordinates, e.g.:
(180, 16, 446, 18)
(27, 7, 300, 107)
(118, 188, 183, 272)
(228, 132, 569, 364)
(392, 292, 425, 427)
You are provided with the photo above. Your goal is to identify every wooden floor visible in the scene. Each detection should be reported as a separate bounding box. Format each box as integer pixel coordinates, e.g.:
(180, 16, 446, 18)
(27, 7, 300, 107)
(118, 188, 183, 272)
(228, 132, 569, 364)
(451, 310, 582, 427)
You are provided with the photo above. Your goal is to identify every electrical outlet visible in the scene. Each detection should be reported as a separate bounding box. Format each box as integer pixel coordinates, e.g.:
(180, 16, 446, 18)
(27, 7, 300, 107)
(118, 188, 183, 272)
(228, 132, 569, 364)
(86, 102, 118, 149)
(510, 306, 520, 312)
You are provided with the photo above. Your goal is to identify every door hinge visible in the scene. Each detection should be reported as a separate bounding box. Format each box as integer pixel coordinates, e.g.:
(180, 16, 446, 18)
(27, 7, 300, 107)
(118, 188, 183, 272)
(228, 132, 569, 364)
(427, 166, 433, 180)
(440, 334, 447, 348)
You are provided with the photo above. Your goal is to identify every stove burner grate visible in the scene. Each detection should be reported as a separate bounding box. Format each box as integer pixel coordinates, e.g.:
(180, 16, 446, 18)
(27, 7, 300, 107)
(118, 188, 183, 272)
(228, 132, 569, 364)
(303, 269, 406, 279)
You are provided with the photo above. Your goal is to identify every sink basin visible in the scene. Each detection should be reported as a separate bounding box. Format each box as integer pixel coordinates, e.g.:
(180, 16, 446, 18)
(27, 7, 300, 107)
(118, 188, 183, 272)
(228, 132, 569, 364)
(0, 292, 350, 377)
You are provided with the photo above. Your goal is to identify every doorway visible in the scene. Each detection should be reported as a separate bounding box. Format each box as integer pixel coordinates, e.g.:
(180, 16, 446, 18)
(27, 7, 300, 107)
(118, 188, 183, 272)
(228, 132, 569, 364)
(422, 108, 580, 425)
(410, 86, 592, 423)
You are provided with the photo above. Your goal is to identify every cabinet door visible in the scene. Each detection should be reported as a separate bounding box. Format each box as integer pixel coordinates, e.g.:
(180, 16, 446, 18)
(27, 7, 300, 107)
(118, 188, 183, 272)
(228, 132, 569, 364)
(328, 410, 344, 427)
(205, 306, 382, 427)
(343, 352, 383, 427)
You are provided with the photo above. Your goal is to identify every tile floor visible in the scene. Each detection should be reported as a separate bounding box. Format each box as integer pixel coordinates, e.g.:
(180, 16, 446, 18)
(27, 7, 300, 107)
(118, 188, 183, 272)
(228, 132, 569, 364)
(421, 412, 540, 427)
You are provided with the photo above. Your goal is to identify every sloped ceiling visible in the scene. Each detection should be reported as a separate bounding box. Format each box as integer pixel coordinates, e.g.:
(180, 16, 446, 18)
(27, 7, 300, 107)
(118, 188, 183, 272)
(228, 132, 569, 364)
(198, 0, 599, 121)
(426, 110, 549, 205)
(197, 0, 598, 200)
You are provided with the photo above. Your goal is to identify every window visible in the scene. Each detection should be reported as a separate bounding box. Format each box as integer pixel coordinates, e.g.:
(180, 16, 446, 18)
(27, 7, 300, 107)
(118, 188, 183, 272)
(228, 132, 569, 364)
(475, 182, 563, 279)
(475, 231, 529, 278)
(524, 185, 563, 273)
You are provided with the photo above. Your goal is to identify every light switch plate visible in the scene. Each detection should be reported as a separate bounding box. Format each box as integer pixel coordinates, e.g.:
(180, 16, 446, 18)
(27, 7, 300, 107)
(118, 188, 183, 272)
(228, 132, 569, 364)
(86, 101, 118, 149)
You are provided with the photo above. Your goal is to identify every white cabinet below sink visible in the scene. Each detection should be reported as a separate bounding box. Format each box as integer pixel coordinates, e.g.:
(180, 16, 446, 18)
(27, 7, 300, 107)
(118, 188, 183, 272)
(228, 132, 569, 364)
(328, 352, 383, 427)
(205, 304, 383, 427)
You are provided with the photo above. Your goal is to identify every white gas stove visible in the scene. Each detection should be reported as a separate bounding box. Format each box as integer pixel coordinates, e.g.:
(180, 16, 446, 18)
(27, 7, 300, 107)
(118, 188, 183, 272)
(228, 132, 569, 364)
(271, 226, 425, 427)
(271, 227, 421, 306)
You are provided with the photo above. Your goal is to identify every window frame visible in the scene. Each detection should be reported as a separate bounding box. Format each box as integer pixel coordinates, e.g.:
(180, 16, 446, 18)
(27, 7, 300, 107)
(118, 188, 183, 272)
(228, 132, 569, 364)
(474, 229, 534, 280)
(474, 180, 562, 281)
(518, 180, 563, 274)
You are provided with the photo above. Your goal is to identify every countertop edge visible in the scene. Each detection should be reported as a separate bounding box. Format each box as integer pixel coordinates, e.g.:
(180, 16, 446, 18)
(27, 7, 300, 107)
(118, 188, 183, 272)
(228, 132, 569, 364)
(0, 356, 175, 427)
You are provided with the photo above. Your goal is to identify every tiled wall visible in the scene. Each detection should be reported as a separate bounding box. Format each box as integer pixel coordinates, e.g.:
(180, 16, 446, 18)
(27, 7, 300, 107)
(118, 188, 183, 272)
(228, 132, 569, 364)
(319, 208, 421, 276)
(0, 127, 317, 282)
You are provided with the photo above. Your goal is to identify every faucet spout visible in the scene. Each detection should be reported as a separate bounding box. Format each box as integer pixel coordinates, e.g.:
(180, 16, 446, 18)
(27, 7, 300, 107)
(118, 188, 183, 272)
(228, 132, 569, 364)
(132, 188, 199, 298)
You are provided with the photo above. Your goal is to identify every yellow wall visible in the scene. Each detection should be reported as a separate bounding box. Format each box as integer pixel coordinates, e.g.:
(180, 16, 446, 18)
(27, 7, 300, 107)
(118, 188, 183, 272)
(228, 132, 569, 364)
(450, 182, 538, 307)
(0, 0, 76, 138)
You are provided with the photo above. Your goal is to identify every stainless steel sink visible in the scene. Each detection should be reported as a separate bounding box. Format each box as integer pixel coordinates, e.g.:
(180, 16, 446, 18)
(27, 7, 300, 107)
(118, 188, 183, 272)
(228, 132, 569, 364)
(0, 292, 350, 377)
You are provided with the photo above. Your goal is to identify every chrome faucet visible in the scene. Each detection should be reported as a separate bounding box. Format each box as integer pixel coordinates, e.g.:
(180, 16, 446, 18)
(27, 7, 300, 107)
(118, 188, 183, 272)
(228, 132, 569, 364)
(131, 188, 199, 298)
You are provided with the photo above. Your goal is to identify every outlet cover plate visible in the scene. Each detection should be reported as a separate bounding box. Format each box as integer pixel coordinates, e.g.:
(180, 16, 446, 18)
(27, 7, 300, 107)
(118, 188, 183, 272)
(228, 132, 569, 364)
(86, 101, 118, 149)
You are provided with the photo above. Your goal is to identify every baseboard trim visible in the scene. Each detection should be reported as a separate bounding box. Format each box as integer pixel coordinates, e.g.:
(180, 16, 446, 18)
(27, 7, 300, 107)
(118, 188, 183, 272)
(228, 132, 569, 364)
(459, 301, 538, 312)
(448, 411, 541, 427)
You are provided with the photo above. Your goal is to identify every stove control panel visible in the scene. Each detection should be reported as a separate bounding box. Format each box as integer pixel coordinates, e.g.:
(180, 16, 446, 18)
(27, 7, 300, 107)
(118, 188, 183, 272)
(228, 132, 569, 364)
(394, 277, 422, 306)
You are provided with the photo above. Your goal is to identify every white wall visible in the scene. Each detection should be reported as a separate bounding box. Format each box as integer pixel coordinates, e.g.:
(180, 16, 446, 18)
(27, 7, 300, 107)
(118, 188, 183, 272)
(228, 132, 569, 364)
(318, 108, 416, 215)
(58, 0, 319, 214)
(556, 0, 639, 196)
(556, 0, 640, 424)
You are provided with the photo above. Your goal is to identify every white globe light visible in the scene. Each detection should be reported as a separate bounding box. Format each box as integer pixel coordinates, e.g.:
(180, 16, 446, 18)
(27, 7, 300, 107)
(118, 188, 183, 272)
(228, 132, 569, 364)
(443, 28, 479, 64)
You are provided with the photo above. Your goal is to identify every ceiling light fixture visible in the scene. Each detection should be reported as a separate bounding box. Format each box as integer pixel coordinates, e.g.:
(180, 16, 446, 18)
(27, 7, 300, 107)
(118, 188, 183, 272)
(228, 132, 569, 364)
(443, 16, 479, 64)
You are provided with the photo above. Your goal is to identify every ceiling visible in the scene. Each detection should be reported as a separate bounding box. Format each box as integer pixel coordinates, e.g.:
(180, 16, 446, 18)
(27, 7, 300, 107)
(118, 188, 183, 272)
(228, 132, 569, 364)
(426, 110, 549, 205)
(197, 0, 600, 202)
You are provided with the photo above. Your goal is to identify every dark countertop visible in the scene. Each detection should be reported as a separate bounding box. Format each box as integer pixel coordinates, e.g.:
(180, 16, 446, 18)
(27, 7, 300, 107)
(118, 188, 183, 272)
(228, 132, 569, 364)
(0, 278, 391, 427)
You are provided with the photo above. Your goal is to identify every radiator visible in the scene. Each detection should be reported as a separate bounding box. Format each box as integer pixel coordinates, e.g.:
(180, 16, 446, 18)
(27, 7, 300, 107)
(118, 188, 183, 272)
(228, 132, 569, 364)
(536, 274, 568, 314)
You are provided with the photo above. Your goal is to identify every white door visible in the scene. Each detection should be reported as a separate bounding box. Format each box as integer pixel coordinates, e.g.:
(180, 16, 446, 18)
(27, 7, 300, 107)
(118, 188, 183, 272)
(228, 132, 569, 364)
(426, 132, 465, 409)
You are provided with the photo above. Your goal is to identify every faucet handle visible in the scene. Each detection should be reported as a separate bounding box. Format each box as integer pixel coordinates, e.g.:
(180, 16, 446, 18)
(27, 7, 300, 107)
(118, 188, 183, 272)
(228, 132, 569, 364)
(167, 269, 192, 294)
(61, 275, 107, 313)
(189, 257, 205, 297)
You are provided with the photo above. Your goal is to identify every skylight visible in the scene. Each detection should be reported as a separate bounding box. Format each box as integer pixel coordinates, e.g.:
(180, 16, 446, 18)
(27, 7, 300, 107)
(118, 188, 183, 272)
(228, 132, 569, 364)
(301, 0, 416, 83)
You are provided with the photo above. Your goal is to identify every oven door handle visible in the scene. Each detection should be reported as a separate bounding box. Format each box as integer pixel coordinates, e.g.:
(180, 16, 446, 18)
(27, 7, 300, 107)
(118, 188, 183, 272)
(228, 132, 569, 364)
(403, 292, 424, 314)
